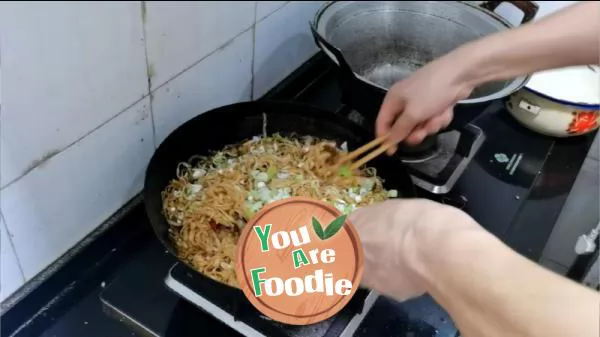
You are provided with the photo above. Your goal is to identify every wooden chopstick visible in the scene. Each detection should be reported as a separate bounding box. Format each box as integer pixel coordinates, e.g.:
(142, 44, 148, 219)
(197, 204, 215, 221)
(338, 135, 389, 164)
(338, 134, 394, 171)
(349, 142, 395, 170)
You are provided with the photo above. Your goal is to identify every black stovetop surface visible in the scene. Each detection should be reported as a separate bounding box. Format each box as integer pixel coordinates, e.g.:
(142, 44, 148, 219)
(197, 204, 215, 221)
(2, 53, 596, 337)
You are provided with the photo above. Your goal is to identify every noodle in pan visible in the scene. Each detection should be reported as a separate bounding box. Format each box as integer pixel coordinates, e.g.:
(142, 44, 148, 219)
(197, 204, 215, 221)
(162, 134, 398, 287)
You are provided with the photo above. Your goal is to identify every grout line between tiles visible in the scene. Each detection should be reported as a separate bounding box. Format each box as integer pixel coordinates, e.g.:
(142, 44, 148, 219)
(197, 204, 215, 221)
(250, 2, 258, 99)
(147, 24, 254, 97)
(0, 93, 148, 192)
(1, 15, 257, 192)
(0, 212, 26, 283)
(140, 1, 157, 149)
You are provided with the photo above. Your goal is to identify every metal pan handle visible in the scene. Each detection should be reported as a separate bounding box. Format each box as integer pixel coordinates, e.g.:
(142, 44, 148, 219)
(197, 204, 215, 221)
(309, 22, 356, 77)
(480, 1, 539, 24)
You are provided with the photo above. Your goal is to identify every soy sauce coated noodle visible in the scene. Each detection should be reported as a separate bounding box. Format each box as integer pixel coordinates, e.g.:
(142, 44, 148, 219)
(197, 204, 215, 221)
(162, 135, 396, 287)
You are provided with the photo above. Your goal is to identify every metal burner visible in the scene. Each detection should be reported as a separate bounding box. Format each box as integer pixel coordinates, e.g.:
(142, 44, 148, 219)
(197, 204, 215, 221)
(163, 263, 379, 337)
(408, 124, 485, 194)
(339, 107, 485, 194)
(399, 139, 443, 164)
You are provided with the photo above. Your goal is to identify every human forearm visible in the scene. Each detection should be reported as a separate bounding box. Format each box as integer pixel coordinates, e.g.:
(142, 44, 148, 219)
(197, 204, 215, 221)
(411, 216, 600, 337)
(455, 1, 600, 90)
(375, 1, 600, 147)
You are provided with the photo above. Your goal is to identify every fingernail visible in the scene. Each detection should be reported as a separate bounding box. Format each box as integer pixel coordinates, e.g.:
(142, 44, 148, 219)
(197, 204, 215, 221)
(387, 145, 397, 156)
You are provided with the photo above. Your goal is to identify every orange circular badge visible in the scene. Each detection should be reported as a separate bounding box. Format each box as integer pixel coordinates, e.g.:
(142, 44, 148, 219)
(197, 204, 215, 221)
(235, 197, 364, 325)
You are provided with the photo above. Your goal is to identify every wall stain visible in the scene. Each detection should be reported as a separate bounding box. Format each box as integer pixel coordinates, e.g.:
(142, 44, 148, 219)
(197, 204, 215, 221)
(141, 1, 147, 24)
(146, 63, 154, 89)
(146, 63, 154, 81)
(135, 105, 150, 125)
(22, 149, 61, 177)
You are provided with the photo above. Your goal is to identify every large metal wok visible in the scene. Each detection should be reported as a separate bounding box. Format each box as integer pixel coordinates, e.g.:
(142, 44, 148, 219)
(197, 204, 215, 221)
(143, 101, 417, 296)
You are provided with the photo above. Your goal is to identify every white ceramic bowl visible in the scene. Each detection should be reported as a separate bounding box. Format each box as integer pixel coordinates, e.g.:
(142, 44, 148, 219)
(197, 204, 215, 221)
(506, 65, 599, 137)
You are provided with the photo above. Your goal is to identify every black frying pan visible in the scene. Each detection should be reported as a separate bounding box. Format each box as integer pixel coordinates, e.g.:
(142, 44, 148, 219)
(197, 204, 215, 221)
(143, 101, 416, 297)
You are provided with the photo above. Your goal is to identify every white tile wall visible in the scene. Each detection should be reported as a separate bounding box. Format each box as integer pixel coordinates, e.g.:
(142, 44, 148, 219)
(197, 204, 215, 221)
(0, 97, 154, 278)
(144, 1, 256, 90)
(1, 214, 25, 302)
(0, 1, 323, 301)
(0, 2, 148, 188)
(152, 30, 253, 146)
(253, 1, 324, 98)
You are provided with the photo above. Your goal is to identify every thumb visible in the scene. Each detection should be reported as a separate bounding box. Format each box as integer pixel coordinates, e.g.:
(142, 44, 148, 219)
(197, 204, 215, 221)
(377, 94, 407, 156)
(389, 107, 419, 147)
(376, 92, 405, 139)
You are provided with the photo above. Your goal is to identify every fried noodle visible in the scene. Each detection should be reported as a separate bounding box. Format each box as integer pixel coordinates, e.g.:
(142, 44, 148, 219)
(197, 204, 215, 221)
(162, 134, 397, 287)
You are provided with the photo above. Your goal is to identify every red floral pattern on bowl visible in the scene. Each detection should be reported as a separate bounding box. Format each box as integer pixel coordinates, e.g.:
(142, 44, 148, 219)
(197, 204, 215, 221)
(568, 111, 599, 134)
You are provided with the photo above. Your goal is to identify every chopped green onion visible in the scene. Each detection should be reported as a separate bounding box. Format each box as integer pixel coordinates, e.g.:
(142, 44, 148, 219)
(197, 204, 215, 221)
(387, 190, 398, 198)
(244, 201, 263, 217)
(254, 172, 269, 182)
(342, 204, 357, 214)
(339, 165, 352, 177)
(258, 188, 271, 202)
(212, 152, 226, 167)
(248, 190, 260, 199)
(360, 178, 375, 191)
(192, 168, 206, 179)
(243, 205, 254, 219)
(189, 184, 202, 194)
(267, 166, 277, 180)
(277, 172, 290, 179)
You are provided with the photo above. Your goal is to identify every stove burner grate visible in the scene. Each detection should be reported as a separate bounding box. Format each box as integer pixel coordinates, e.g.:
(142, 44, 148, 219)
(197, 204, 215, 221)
(336, 105, 485, 194)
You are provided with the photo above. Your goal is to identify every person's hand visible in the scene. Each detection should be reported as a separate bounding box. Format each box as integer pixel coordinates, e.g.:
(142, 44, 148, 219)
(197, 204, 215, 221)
(376, 50, 475, 155)
(349, 199, 479, 301)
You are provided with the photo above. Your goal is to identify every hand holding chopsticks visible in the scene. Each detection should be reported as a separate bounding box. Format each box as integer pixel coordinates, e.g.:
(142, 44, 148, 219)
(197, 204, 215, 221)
(338, 134, 394, 171)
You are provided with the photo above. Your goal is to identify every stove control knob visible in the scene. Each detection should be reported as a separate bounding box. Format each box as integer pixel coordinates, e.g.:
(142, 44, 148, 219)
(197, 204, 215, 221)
(575, 223, 599, 255)
(575, 235, 596, 255)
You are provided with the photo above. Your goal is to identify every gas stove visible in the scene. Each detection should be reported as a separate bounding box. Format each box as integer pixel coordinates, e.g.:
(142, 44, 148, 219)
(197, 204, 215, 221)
(98, 54, 591, 337)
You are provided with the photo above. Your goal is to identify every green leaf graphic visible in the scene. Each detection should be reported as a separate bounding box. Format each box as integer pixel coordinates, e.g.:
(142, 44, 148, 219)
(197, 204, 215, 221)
(323, 214, 348, 240)
(312, 217, 325, 240)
